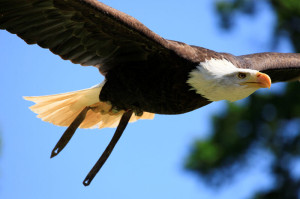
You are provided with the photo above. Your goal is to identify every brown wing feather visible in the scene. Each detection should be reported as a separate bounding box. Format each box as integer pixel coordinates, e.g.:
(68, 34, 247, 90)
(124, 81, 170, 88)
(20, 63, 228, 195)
(0, 0, 196, 75)
(237, 52, 300, 83)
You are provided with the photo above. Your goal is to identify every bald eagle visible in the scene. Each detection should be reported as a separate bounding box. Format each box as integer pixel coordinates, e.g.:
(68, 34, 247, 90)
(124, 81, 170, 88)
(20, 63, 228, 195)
(1, 0, 299, 186)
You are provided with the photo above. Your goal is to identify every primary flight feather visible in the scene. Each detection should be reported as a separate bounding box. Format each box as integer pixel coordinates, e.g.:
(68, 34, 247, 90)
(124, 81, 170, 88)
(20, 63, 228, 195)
(1, 0, 300, 186)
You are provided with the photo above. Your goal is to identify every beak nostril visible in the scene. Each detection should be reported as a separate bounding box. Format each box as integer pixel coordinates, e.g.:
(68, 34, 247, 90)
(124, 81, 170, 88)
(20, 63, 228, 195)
(257, 74, 261, 77)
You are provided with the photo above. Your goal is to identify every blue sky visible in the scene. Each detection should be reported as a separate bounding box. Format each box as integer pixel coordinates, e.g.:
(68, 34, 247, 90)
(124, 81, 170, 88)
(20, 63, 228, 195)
(0, 0, 294, 199)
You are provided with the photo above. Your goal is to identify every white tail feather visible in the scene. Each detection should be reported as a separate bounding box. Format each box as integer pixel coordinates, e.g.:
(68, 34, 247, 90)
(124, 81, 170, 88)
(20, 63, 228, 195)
(23, 82, 154, 129)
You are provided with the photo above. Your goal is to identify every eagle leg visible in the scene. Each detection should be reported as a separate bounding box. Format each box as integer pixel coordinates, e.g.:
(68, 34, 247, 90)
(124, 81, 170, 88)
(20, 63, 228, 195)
(50, 106, 91, 158)
(83, 110, 133, 186)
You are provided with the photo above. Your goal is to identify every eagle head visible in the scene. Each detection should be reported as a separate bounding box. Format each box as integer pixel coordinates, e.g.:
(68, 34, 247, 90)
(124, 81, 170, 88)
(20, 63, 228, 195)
(187, 58, 271, 102)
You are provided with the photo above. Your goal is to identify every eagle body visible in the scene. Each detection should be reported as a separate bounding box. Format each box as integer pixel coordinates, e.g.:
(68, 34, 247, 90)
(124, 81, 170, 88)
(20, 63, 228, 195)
(100, 56, 211, 114)
(1, 0, 300, 186)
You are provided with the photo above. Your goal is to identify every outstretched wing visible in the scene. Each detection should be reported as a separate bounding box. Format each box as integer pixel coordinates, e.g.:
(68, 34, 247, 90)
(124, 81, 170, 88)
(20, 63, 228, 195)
(237, 52, 300, 83)
(0, 0, 197, 75)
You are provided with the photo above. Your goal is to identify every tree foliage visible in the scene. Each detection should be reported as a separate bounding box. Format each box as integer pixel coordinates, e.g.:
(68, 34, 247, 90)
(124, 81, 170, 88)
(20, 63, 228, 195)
(216, 0, 300, 51)
(185, 0, 300, 198)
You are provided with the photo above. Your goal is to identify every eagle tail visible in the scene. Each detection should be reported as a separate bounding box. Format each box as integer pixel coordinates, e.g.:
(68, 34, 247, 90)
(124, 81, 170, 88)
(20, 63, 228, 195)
(23, 82, 155, 129)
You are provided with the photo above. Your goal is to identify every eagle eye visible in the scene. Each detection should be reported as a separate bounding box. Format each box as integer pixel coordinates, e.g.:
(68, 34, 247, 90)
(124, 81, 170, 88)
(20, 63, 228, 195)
(237, 72, 247, 79)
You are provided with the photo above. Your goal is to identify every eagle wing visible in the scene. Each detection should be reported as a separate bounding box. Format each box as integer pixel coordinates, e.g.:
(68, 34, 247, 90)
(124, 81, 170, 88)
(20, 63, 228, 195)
(0, 0, 196, 75)
(236, 53, 300, 83)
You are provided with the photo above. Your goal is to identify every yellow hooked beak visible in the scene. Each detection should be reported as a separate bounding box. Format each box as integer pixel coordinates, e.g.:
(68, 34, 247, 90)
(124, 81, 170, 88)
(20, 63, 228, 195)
(243, 72, 272, 89)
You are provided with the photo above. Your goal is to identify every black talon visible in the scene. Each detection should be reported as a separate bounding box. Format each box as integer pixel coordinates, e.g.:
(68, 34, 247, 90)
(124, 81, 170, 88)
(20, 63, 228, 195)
(83, 110, 133, 186)
(51, 106, 90, 158)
